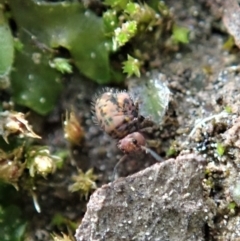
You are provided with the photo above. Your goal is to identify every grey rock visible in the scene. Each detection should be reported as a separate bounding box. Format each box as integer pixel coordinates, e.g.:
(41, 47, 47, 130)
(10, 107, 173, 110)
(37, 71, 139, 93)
(75, 154, 210, 241)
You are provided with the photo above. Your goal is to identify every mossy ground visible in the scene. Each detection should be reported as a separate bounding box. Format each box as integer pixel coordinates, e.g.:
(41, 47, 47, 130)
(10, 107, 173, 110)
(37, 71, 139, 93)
(1, 1, 240, 240)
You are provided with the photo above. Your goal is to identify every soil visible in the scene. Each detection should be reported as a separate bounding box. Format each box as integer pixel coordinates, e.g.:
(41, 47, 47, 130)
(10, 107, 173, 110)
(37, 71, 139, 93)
(11, 0, 240, 240)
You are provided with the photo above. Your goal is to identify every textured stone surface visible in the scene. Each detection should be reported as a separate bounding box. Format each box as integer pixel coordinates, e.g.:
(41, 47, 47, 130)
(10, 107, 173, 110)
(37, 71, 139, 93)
(75, 154, 210, 241)
(223, 0, 240, 49)
(223, 116, 240, 149)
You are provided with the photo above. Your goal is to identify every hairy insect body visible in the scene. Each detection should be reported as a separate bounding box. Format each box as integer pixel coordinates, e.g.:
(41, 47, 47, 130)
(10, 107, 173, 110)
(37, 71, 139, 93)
(94, 90, 143, 139)
(93, 88, 162, 161)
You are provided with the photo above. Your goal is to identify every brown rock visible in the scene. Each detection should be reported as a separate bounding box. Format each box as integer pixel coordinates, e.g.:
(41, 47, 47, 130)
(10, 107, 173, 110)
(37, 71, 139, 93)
(75, 154, 211, 241)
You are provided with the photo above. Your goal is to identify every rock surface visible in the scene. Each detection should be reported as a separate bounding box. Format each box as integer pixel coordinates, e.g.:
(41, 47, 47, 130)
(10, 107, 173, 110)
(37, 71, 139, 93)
(75, 154, 212, 241)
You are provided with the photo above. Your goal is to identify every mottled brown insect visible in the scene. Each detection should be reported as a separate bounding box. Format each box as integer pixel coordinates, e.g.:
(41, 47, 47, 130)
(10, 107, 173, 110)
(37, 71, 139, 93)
(92, 88, 162, 161)
(93, 89, 144, 139)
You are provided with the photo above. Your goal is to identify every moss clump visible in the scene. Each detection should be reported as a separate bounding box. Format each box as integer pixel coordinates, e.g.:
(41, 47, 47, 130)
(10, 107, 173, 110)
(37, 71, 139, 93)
(68, 169, 97, 200)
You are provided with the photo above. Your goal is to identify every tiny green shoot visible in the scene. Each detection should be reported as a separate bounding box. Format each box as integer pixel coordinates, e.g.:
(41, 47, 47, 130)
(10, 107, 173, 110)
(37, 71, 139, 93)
(224, 106, 232, 114)
(172, 25, 189, 44)
(113, 20, 137, 49)
(122, 55, 141, 77)
(228, 201, 236, 211)
(216, 142, 225, 157)
(50, 58, 73, 74)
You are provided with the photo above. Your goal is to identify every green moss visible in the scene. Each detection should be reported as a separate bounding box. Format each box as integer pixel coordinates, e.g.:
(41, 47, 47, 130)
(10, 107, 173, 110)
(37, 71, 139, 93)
(51, 213, 77, 232)
(50, 58, 73, 74)
(4, 0, 174, 113)
(68, 168, 97, 199)
(205, 179, 214, 188)
(228, 201, 236, 211)
(52, 233, 75, 241)
(216, 142, 225, 157)
(103, 10, 118, 34)
(25, 146, 60, 178)
(122, 55, 141, 77)
(104, 0, 128, 10)
(113, 21, 137, 48)
(172, 25, 189, 44)
(224, 106, 233, 114)
(223, 36, 235, 51)
(125, 2, 139, 15)
(166, 147, 177, 157)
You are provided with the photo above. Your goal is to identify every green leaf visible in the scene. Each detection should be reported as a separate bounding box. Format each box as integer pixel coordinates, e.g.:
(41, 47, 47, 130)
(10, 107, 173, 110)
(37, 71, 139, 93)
(9, 0, 110, 83)
(10, 40, 62, 115)
(0, 183, 27, 241)
(128, 72, 170, 124)
(8, 0, 111, 114)
(0, 9, 14, 77)
(0, 205, 27, 241)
